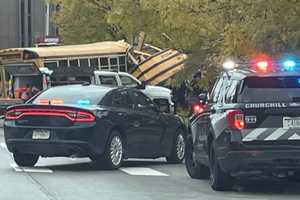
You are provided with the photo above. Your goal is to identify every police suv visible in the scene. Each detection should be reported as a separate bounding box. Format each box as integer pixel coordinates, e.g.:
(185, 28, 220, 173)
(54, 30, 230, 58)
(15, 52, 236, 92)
(185, 58, 300, 191)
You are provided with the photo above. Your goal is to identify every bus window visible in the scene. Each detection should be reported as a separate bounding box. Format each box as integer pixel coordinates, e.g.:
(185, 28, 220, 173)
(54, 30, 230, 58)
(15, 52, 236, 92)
(69, 59, 79, 67)
(44, 61, 58, 70)
(90, 58, 99, 67)
(119, 56, 126, 65)
(59, 60, 68, 67)
(100, 57, 109, 71)
(79, 59, 89, 67)
(109, 57, 118, 71)
(119, 56, 126, 72)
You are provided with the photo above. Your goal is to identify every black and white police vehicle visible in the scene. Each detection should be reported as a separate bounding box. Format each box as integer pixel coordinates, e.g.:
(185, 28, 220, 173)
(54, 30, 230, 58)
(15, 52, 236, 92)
(185, 56, 300, 191)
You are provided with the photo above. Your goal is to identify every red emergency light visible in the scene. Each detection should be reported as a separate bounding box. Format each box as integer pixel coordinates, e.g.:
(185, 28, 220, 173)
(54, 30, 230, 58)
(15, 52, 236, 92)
(252, 54, 273, 73)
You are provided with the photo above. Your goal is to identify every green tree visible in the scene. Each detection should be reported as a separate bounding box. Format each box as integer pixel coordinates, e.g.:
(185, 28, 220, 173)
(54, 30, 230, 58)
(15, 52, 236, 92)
(51, 0, 300, 89)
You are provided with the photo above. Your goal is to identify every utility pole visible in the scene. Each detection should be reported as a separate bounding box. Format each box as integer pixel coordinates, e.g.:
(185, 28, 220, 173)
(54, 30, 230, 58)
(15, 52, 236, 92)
(45, 0, 50, 36)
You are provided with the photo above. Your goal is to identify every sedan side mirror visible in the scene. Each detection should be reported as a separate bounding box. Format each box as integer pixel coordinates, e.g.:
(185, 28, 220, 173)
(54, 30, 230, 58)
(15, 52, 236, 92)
(136, 81, 146, 90)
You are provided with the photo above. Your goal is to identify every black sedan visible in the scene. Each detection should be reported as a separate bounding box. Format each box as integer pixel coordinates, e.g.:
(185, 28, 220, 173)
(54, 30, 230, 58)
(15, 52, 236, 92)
(4, 85, 186, 169)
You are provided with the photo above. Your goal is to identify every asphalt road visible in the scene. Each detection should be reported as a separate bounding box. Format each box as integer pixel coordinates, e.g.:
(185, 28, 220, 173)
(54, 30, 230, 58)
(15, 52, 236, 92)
(1, 129, 300, 200)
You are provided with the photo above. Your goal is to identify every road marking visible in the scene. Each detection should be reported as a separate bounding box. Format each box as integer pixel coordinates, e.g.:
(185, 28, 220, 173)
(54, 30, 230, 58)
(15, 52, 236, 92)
(243, 128, 268, 141)
(10, 163, 53, 173)
(0, 142, 7, 149)
(289, 133, 300, 140)
(10, 163, 23, 172)
(120, 167, 169, 176)
(264, 128, 287, 141)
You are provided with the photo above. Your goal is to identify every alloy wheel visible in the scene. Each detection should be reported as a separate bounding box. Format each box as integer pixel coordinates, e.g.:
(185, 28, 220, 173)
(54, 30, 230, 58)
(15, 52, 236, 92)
(109, 136, 123, 166)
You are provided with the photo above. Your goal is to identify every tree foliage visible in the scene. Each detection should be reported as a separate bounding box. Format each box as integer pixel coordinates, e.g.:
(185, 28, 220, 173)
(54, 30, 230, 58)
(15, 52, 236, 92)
(51, 0, 300, 89)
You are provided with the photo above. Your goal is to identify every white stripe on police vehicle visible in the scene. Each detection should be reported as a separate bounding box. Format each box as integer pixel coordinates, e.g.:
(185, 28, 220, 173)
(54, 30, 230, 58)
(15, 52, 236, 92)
(242, 128, 300, 141)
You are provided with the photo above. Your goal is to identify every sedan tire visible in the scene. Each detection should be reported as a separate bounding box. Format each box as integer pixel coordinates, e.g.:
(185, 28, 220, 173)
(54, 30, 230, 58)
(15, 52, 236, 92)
(166, 130, 186, 163)
(13, 153, 39, 167)
(95, 130, 124, 170)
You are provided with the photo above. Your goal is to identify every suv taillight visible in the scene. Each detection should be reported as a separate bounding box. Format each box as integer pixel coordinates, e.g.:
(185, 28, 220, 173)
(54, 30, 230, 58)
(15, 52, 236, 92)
(226, 109, 245, 130)
(192, 103, 204, 114)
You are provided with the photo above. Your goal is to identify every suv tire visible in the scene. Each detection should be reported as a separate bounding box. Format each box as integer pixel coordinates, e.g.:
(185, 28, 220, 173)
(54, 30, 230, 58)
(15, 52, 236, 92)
(185, 136, 210, 179)
(209, 142, 233, 191)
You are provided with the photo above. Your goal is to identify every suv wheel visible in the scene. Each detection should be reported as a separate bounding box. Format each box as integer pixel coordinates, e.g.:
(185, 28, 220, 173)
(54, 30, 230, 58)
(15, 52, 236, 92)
(209, 142, 233, 191)
(13, 153, 39, 167)
(95, 130, 123, 170)
(166, 130, 186, 163)
(185, 136, 210, 179)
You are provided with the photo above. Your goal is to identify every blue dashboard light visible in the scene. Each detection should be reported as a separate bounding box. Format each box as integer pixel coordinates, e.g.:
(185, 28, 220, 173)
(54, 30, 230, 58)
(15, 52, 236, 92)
(77, 99, 90, 106)
(283, 60, 296, 71)
(298, 78, 300, 84)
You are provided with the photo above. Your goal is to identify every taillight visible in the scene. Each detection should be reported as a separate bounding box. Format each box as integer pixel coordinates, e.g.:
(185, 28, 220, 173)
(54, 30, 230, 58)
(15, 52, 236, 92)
(192, 103, 204, 114)
(5, 110, 22, 120)
(226, 110, 245, 130)
(75, 111, 96, 122)
(5, 108, 96, 122)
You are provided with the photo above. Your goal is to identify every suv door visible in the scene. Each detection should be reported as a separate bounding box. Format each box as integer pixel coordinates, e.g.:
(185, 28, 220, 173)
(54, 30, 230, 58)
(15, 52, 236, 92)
(130, 90, 164, 156)
(192, 76, 226, 163)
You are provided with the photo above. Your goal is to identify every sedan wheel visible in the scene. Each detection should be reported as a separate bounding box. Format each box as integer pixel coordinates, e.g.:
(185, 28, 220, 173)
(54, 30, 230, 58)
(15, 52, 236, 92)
(94, 131, 124, 170)
(166, 130, 186, 163)
(109, 135, 123, 167)
(176, 134, 185, 160)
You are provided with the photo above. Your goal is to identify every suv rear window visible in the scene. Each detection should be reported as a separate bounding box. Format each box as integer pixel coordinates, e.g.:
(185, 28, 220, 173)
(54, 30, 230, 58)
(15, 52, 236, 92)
(238, 77, 300, 103)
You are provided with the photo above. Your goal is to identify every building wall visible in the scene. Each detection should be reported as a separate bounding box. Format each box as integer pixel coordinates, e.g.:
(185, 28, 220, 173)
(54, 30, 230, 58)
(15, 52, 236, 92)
(0, 0, 20, 49)
(0, 0, 57, 49)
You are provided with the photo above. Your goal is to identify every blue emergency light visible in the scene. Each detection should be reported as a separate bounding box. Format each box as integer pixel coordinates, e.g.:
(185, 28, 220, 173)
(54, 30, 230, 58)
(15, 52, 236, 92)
(283, 60, 296, 71)
(77, 99, 91, 106)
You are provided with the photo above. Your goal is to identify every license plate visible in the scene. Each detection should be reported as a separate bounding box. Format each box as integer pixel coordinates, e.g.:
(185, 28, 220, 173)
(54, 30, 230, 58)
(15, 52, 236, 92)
(32, 130, 50, 140)
(283, 117, 300, 129)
